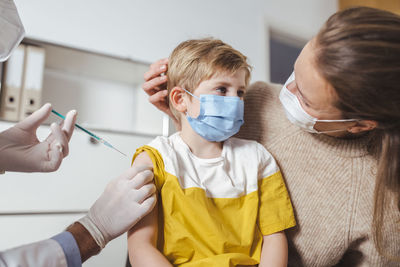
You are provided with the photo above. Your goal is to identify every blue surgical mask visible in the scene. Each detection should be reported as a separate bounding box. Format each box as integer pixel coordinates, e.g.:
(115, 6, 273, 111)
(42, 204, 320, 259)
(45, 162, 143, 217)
(183, 88, 244, 142)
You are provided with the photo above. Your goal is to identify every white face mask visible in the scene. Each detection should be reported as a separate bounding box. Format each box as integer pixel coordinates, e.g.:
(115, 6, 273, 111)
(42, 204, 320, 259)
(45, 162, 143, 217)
(0, 0, 25, 62)
(279, 72, 358, 134)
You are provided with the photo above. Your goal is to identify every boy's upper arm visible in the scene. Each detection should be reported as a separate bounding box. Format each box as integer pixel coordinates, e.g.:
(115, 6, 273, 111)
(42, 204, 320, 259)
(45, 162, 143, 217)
(128, 197, 159, 245)
(132, 151, 154, 170)
(128, 150, 159, 248)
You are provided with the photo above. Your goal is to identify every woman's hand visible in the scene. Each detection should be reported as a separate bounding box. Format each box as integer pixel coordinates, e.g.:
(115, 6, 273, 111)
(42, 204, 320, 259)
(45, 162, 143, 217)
(142, 58, 180, 129)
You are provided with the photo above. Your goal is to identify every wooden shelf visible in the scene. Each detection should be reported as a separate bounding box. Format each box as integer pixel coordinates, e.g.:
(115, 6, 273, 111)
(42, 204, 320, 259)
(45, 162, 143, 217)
(16, 38, 169, 137)
(338, 0, 400, 15)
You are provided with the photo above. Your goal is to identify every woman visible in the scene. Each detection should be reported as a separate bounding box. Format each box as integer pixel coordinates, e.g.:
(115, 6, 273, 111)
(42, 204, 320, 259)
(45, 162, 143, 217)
(141, 7, 400, 266)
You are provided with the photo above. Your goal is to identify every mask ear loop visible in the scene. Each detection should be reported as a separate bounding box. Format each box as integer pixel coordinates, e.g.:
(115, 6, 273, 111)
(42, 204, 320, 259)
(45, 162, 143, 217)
(182, 88, 200, 118)
(182, 88, 200, 101)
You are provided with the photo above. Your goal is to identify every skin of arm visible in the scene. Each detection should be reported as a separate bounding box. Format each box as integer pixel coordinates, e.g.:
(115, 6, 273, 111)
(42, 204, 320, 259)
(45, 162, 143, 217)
(259, 231, 288, 267)
(66, 222, 101, 262)
(127, 152, 172, 267)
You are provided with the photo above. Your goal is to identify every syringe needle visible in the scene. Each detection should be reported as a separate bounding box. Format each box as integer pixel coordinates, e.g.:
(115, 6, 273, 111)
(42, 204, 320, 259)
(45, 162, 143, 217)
(51, 109, 127, 157)
(102, 140, 127, 157)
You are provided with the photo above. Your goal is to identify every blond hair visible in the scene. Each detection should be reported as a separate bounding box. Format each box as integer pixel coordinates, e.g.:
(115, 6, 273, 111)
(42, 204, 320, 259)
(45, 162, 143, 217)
(167, 38, 251, 121)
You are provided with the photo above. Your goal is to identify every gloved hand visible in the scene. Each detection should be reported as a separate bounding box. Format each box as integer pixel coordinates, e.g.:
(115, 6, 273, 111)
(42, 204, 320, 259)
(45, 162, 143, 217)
(0, 103, 76, 173)
(78, 165, 157, 248)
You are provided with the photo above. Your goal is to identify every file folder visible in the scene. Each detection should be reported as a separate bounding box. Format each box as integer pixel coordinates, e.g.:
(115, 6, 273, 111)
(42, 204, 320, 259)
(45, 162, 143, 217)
(0, 45, 25, 121)
(0, 62, 3, 89)
(19, 46, 46, 120)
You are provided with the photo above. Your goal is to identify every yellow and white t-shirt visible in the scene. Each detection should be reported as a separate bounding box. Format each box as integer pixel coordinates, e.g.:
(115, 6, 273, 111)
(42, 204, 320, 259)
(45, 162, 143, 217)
(132, 133, 295, 267)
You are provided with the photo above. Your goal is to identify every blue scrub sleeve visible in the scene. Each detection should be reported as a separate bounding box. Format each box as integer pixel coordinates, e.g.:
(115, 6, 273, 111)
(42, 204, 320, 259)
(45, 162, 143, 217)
(51, 232, 82, 267)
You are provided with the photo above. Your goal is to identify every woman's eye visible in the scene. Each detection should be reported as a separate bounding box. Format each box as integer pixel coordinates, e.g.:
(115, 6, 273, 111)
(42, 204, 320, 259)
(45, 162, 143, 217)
(237, 90, 245, 98)
(300, 97, 310, 107)
(216, 87, 227, 94)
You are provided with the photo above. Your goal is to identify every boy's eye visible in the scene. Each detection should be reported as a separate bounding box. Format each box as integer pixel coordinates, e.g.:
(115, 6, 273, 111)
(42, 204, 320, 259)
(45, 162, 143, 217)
(216, 86, 227, 94)
(237, 90, 245, 98)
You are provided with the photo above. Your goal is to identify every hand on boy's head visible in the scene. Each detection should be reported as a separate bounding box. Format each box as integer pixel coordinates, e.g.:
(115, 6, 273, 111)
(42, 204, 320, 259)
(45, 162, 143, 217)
(143, 58, 168, 97)
(143, 58, 181, 128)
(144, 58, 168, 82)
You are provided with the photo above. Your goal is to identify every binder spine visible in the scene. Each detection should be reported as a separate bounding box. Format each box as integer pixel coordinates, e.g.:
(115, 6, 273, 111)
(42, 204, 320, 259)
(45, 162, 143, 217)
(0, 45, 25, 121)
(19, 46, 46, 120)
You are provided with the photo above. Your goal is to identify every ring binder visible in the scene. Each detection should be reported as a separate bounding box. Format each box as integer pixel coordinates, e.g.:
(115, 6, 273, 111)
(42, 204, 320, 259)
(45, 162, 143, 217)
(0, 45, 25, 121)
(19, 46, 46, 120)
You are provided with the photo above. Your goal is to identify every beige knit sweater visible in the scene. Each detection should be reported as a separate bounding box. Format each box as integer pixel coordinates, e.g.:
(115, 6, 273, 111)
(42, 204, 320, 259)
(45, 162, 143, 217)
(237, 82, 400, 267)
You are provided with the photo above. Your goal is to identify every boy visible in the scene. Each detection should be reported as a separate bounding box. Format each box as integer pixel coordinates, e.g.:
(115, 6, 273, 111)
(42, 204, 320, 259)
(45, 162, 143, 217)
(128, 38, 295, 266)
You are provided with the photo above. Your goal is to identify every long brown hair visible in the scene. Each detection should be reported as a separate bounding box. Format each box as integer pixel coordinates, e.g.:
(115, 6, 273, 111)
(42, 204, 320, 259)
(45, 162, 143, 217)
(315, 7, 400, 261)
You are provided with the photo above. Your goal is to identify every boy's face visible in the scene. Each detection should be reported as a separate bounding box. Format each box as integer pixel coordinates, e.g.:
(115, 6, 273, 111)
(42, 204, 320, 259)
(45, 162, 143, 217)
(185, 69, 247, 118)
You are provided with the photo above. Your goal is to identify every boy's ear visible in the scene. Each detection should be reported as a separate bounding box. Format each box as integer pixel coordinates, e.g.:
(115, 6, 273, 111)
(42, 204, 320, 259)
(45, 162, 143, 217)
(169, 87, 187, 112)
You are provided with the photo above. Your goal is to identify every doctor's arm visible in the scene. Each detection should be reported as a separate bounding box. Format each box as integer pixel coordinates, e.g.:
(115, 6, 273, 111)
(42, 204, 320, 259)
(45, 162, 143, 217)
(259, 231, 288, 267)
(0, 166, 156, 267)
(127, 152, 172, 267)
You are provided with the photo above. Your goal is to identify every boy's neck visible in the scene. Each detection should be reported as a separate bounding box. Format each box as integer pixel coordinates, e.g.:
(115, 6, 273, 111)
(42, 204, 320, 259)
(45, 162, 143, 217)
(179, 120, 223, 159)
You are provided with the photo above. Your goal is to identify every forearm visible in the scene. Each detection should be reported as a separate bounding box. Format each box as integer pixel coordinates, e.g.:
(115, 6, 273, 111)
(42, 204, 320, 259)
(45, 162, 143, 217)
(259, 231, 288, 267)
(129, 244, 172, 267)
(66, 222, 101, 263)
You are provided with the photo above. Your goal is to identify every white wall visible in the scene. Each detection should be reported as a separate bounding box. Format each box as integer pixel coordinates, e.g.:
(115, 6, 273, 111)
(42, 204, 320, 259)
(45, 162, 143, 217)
(14, 0, 337, 83)
(262, 0, 338, 41)
(261, 0, 338, 80)
(14, 0, 267, 81)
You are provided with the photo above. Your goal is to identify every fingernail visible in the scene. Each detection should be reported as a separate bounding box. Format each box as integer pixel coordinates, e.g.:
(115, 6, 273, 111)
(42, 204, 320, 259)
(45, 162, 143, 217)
(55, 142, 63, 153)
(160, 65, 166, 71)
(161, 75, 167, 81)
(71, 110, 77, 115)
(51, 122, 57, 128)
(43, 103, 52, 110)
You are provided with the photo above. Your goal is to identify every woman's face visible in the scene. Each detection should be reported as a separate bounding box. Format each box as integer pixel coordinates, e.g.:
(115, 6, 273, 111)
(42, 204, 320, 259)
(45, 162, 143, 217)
(286, 39, 358, 136)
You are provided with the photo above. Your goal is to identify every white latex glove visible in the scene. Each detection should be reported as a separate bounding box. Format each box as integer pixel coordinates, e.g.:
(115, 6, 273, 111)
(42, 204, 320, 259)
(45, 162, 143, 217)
(79, 165, 157, 248)
(0, 103, 77, 173)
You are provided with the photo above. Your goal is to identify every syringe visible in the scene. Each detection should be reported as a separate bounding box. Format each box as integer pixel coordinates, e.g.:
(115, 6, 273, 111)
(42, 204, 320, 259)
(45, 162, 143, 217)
(51, 109, 127, 157)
